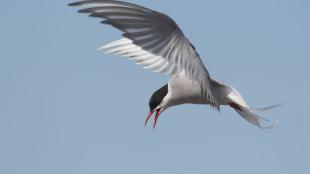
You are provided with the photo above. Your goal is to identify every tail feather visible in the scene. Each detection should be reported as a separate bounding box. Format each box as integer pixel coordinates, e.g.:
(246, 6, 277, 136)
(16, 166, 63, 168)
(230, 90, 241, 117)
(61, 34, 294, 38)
(211, 79, 281, 129)
(234, 106, 279, 130)
(248, 103, 284, 112)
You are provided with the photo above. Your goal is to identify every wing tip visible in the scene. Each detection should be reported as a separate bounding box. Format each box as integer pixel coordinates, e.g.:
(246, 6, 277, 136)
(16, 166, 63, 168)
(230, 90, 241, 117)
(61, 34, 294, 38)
(68, 0, 95, 6)
(68, 1, 81, 6)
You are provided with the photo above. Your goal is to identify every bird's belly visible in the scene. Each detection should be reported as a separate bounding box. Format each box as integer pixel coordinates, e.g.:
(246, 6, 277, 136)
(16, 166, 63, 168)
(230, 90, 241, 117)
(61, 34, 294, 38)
(169, 90, 210, 106)
(167, 76, 211, 106)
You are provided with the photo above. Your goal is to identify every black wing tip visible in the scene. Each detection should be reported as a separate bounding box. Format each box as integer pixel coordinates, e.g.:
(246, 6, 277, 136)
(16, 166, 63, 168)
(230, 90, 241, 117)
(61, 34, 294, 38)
(78, 8, 93, 13)
(68, 0, 92, 6)
(68, 0, 116, 6)
(68, 1, 80, 6)
(68, 1, 93, 13)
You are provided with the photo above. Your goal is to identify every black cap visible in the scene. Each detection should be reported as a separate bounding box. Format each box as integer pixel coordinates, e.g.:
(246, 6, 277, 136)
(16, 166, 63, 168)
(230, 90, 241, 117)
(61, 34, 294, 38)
(149, 84, 168, 111)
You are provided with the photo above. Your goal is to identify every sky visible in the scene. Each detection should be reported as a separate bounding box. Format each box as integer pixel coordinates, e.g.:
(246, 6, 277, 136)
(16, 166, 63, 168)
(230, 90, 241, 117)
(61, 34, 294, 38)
(0, 0, 309, 174)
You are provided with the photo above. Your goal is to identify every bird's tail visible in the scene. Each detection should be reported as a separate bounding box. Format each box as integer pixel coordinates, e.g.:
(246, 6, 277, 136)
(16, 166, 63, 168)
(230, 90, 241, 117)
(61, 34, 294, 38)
(213, 79, 282, 130)
(230, 103, 281, 130)
(248, 103, 284, 112)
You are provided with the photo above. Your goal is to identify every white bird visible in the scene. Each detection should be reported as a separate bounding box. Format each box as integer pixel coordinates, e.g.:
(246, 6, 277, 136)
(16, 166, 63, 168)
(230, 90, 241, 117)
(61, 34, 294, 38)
(69, 0, 281, 130)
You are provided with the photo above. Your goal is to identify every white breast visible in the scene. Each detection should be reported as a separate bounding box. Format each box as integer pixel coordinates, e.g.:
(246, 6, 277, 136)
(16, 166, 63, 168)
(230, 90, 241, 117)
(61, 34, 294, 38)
(164, 74, 212, 107)
(162, 74, 232, 109)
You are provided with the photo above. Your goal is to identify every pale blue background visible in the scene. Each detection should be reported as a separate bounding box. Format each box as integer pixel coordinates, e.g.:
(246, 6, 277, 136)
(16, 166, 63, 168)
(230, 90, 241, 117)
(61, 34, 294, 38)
(0, 0, 309, 174)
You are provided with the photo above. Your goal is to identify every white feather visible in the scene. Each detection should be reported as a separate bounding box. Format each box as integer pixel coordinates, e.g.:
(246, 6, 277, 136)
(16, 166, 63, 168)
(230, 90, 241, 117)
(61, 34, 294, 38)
(122, 50, 149, 58)
(97, 38, 132, 51)
(136, 56, 161, 66)
(144, 59, 165, 70)
(235, 107, 279, 130)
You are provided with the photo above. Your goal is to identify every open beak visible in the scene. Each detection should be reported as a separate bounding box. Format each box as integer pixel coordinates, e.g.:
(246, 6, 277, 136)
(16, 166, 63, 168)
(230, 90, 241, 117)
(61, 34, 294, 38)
(145, 108, 162, 130)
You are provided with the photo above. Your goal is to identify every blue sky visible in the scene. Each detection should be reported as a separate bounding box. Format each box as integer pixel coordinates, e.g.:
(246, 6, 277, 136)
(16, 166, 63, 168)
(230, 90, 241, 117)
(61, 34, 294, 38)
(0, 0, 309, 174)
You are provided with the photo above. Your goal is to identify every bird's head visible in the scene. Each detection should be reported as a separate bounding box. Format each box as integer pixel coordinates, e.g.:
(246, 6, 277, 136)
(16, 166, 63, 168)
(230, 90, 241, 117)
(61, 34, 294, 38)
(145, 84, 169, 129)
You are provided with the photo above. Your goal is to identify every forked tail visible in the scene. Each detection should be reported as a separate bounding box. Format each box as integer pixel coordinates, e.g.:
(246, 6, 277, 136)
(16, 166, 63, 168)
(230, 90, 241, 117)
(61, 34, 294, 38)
(229, 103, 281, 130)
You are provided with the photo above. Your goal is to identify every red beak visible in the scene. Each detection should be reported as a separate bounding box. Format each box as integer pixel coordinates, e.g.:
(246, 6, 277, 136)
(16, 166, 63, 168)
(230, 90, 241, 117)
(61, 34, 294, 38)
(145, 108, 162, 130)
(145, 110, 154, 126)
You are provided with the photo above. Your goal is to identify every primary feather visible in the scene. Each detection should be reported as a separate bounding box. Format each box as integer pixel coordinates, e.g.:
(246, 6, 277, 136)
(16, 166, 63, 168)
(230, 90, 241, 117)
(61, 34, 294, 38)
(69, 0, 282, 130)
(69, 0, 217, 105)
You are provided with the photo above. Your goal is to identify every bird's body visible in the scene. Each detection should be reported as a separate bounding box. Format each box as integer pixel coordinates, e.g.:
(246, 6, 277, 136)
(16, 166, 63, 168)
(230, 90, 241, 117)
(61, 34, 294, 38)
(69, 0, 281, 130)
(168, 74, 211, 106)
(165, 74, 228, 107)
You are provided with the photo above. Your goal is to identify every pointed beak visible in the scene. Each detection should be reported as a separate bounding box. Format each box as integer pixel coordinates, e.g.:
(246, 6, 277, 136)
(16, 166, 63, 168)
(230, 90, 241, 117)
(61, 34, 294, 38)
(153, 109, 162, 130)
(145, 110, 154, 126)
(145, 108, 162, 130)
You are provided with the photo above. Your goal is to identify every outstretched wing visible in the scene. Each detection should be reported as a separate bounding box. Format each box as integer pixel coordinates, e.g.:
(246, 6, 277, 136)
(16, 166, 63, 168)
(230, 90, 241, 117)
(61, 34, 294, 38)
(69, 0, 217, 105)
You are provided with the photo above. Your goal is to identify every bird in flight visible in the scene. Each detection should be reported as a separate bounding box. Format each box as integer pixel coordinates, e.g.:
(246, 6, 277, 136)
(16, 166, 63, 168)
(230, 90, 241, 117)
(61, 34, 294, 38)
(69, 0, 281, 130)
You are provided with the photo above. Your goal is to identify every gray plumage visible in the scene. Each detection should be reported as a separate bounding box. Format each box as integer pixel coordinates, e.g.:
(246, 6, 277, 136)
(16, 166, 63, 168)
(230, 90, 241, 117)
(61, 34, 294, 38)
(69, 0, 281, 130)
(69, 0, 216, 105)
